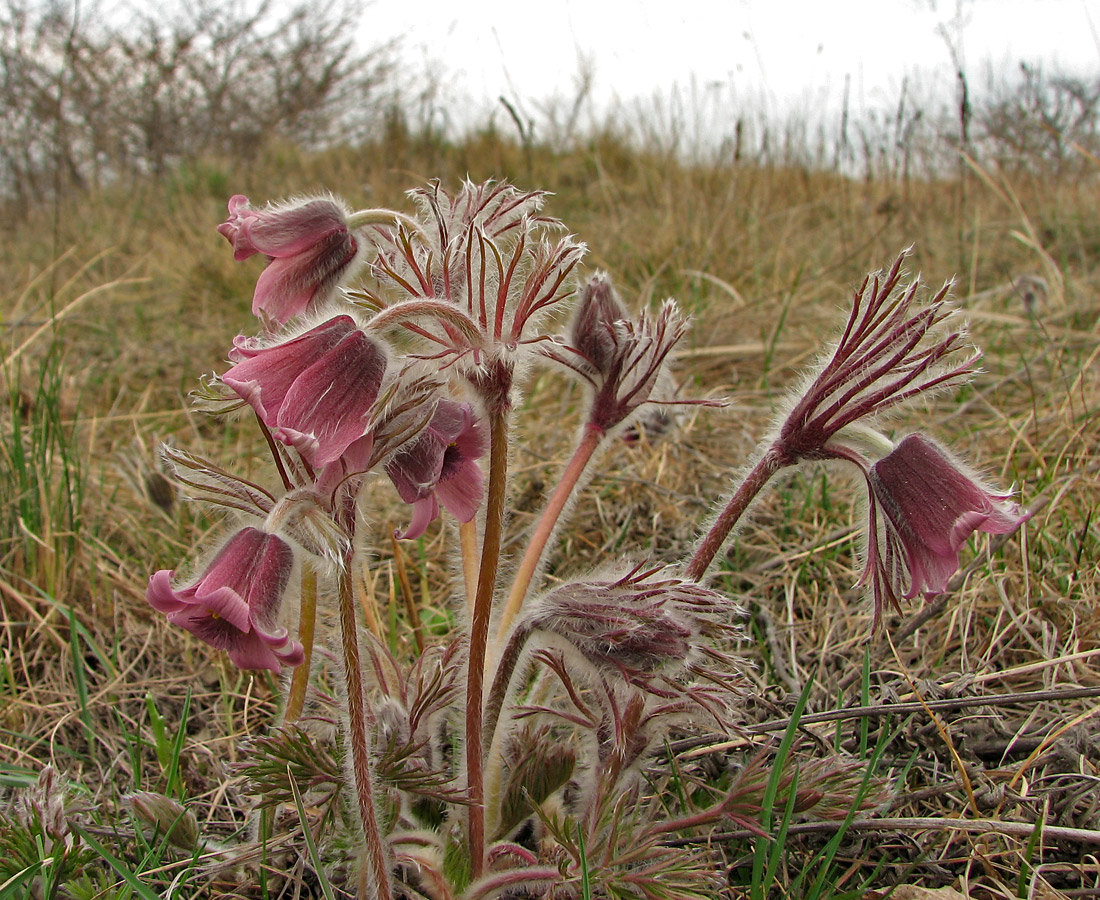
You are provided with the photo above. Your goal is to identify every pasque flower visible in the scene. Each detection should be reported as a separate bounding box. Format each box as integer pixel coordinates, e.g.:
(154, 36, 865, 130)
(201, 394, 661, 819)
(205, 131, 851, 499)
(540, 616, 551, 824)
(684, 250, 986, 584)
(224, 315, 387, 467)
(860, 433, 1028, 625)
(385, 399, 486, 539)
(367, 180, 585, 397)
(543, 273, 693, 433)
(218, 194, 362, 325)
(776, 250, 979, 465)
(523, 564, 731, 677)
(146, 527, 304, 672)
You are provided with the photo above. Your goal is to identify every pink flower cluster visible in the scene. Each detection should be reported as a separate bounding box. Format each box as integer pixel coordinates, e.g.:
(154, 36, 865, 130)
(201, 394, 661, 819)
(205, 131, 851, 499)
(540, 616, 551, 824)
(148, 195, 494, 670)
(149, 191, 1027, 668)
(142, 185, 1031, 898)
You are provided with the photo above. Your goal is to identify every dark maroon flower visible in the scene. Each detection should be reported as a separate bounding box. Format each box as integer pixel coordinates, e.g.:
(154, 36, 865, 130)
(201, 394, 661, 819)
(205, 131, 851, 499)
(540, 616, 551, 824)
(218, 194, 361, 325)
(861, 433, 1028, 625)
(385, 400, 486, 539)
(146, 527, 303, 672)
(223, 315, 387, 467)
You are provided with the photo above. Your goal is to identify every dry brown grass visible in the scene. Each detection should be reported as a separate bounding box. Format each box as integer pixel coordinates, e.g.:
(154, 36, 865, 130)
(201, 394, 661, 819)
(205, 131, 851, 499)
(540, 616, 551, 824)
(1, 133, 1098, 897)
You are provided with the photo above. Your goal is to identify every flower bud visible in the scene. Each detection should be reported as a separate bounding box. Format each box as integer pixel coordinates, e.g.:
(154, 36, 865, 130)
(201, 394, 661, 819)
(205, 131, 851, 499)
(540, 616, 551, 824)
(126, 792, 200, 851)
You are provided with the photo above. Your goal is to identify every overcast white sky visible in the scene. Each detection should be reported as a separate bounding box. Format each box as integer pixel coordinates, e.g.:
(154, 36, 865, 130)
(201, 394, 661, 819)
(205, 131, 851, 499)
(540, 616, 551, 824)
(364, 0, 1100, 128)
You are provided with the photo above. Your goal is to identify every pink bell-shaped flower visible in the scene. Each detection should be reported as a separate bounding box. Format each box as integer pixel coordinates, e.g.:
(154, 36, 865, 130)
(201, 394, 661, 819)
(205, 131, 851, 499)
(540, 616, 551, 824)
(385, 400, 486, 539)
(146, 527, 304, 672)
(224, 316, 387, 467)
(218, 194, 362, 325)
(861, 433, 1028, 625)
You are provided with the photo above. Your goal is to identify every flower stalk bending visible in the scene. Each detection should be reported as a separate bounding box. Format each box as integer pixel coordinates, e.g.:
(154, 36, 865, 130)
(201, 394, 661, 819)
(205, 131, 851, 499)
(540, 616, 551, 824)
(684, 449, 787, 581)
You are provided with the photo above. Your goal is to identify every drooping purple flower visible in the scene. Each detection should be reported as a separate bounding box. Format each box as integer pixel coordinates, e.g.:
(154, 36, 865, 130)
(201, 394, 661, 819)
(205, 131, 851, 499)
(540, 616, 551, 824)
(146, 527, 304, 672)
(776, 250, 980, 465)
(385, 399, 486, 539)
(309, 369, 444, 502)
(543, 273, 697, 434)
(223, 315, 387, 467)
(860, 433, 1028, 626)
(218, 194, 361, 325)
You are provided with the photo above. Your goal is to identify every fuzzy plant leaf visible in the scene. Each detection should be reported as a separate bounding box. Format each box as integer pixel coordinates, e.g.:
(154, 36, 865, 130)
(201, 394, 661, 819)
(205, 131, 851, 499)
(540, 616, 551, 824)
(443, 830, 473, 895)
(532, 793, 722, 900)
(238, 726, 343, 817)
(369, 637, 470, 806)
(494, 726, 576, 840)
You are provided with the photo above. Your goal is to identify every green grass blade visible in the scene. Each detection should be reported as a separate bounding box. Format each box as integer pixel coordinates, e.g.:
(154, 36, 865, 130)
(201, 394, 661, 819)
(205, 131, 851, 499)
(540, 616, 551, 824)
(762, 767, 800, 890)
(750, 678, 813, 900)
(69, 823, 163, 900)
(0, 863, 42, 900)
(144, 693, 171, 773)
(288, 765, 338, 900)
(67, 605, 94, 743)
(577, 821, 592, 900)
(797, 712, 914, 900)
(165, 687, 192, 798)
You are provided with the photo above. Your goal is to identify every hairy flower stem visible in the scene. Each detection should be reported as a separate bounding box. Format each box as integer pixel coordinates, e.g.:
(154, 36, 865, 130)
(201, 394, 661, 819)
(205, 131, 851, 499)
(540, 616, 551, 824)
(482, 620, 534, 838)
(684, 448, 786, 581)
(284, 563, 318, 723)
(466, 406, 510, 879)
(460, 519, 479, 616)
(345, 208, 429, 242)
(484, 621, 533, 752)
(337, 543, 391, 899)
(497, 422, 604, 640)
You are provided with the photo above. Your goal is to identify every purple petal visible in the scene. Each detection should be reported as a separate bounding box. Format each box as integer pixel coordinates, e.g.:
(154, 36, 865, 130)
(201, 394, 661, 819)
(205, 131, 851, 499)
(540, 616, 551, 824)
(147, 528, 300, 671)
(273, 330, 387, 466)
(227, 622, 304, 671)
(868, 434, 1027, 602)
(386, 432, 447, 503)
(238, 199, 348, 259)
(250, 230, 358, 324)
(904, 545, 961, 597)
(188, 585, 253, 632)
(434, 457, 484, 523)
(217, 195, 260, 261)
(223, 316, 358, 422)
(167, 606, 247, 651)
(217, 196, 359, 325)
(225, 634, 284, 672)
(426, 398, 472, 443)
(395, 496, 439, 541)
(146, 569, 188, 615)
